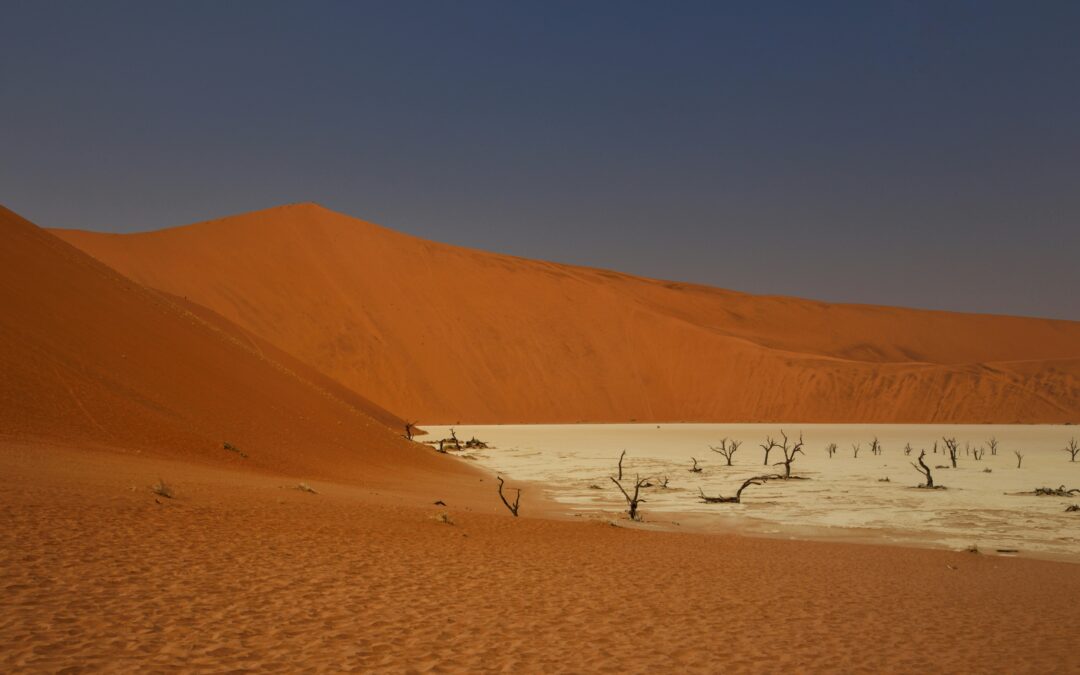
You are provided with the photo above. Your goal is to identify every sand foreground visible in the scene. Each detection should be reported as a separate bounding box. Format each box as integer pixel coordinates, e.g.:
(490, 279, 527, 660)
(3, 441, 1079, 674)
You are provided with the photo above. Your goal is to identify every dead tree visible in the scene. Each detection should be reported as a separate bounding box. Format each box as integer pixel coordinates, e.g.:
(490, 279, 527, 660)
(973, 446, 984, 461)
(943, 437, 960, 468)
(404, 421, 417, 441)
(904, 443, 913, 456)
(825, 442, 837, 459)
(617, 449, 627, 480)
(657, 476, 670, 489)
(773, 430, 805, 479)
(987, 436, 998, 456)
(496, 476, 521, 517)
(709, 438, 742, 466)
(852, 443, 861, 459)
(689, 457, 703, 473)
(1064, 438, 1080, 462)
(698, 478, 764, 504)
(760, 436, 781, 466)
(911, 450, 936, 488)
(611, 474, 650, 521)
(1015, 450, 1024, 468)
(869, 437, 882, 456)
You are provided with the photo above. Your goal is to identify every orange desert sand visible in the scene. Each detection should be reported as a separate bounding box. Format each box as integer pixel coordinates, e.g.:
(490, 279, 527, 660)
(2, 204, 1079, 672)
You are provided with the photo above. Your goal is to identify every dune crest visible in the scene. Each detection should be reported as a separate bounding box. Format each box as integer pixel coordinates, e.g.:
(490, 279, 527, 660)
(54, 203, 1080, 424)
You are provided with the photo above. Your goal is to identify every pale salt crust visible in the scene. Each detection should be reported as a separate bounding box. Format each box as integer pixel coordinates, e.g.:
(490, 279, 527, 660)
(423, 423, 1080, 560)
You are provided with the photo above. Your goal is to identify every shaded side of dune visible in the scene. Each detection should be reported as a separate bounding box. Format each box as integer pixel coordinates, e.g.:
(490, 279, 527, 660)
(0, 206, 461, 482)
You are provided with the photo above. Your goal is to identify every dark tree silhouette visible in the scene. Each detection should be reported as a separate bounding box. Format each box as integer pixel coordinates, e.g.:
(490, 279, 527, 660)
(611, 474, 650, 521)
(761, 436, 782, 466)
(943, 437, 960, 468)
(773, 430, 805, 479)
(911, 450, 936, 488)
(709, 438, 742, 466)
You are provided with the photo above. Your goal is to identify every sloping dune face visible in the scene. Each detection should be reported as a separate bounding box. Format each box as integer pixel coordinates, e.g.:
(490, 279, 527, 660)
(0, 206, 452, 481)
(55, 204, 1080, 424)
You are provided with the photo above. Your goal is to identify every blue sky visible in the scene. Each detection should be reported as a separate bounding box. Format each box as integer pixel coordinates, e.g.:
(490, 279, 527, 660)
(2, 1, 1077, 318)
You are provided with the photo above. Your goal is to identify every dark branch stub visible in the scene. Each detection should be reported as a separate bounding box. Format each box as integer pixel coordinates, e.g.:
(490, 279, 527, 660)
(496, 476, 521, 517)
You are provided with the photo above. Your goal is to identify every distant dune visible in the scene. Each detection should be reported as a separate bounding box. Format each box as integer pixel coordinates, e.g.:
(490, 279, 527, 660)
(0, 205, 458, 481)
(54, 203, 1080, 424)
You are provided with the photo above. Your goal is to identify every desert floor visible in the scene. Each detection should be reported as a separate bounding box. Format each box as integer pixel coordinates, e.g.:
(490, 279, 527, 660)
(424, 423, 1080, 561)
(3, 440, 1079, 674)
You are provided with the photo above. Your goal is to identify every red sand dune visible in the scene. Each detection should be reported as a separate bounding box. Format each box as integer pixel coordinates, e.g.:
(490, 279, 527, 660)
(55, 203, 1080, 424)
(0, 205, 459, 483)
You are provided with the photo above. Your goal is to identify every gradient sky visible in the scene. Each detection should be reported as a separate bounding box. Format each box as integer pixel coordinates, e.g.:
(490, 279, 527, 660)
(2, 1, 1078, 319)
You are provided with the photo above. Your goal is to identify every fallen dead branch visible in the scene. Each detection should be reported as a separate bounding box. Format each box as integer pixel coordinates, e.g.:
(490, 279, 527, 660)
(698, 477, 765, 504)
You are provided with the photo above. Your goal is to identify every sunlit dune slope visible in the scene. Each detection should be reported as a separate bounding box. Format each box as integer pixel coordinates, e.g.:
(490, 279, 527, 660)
(54, 203, 1080, 424)
(0, 205, 458, 480)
